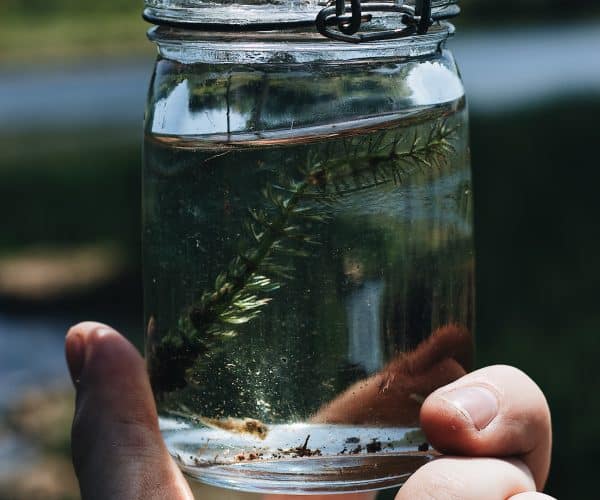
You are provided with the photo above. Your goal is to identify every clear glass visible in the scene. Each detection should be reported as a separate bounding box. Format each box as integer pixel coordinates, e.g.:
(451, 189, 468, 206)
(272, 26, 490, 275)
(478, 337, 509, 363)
(143, 0, 461, 26)
(143, 26, 474, 494)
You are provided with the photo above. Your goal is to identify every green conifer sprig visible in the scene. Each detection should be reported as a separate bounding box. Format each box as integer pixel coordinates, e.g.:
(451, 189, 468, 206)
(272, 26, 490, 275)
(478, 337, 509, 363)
(151, 119, 458, 392)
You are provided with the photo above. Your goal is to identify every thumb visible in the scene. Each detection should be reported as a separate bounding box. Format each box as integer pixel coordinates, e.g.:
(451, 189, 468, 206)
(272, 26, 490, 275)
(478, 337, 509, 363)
(66, 322, 193, 500)
(420, 365, 552, 490)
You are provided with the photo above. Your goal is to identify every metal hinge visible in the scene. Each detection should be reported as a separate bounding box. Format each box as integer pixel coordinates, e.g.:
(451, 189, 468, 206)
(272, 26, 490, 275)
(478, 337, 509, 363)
(316, 0, 459, 43)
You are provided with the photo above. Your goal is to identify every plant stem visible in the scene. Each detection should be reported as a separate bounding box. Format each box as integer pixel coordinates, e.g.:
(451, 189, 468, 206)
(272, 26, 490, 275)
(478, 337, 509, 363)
(150, 119, 457, 393)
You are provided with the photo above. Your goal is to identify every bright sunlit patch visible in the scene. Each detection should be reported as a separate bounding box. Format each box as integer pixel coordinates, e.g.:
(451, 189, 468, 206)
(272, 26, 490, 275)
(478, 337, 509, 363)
(159, 417, 190, 431)
(151, 79, 247, 135)
(407, 61, 464, 106)
(287, 422, 310, 430)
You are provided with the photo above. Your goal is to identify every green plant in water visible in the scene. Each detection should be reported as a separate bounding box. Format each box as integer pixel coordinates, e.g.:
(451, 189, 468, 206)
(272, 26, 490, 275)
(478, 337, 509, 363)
(150, 118, 458, 392)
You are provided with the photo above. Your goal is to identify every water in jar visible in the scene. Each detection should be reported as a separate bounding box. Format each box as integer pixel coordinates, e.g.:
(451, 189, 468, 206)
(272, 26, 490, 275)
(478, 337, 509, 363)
(143, 65, 474, 493)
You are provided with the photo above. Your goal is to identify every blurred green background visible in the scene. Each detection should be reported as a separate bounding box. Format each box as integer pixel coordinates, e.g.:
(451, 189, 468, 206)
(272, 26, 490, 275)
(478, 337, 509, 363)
(1, 1, 599, 498)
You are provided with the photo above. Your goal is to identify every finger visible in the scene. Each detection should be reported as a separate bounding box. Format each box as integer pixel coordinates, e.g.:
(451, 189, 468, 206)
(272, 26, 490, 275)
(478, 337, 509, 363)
(509, 494, 557, 500)
(265, 494, 374, 500)
(420, 365, 552, 489)
(312, 324, 471, 426)
(397, 457, 535, 500)
(66, 321, 193, 500)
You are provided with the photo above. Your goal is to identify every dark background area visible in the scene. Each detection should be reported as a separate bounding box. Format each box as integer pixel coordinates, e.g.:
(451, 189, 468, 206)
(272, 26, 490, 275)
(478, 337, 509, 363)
(1, 1, 599, 498)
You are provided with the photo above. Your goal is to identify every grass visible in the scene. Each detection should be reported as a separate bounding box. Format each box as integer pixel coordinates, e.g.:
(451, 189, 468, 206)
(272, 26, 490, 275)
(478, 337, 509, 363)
(1, 13, 153, 64)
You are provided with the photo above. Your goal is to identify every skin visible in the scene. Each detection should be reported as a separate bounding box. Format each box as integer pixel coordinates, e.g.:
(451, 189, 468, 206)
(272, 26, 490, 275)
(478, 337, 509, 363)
(66, 321, 555, 500)
(312, 324, 473, 426)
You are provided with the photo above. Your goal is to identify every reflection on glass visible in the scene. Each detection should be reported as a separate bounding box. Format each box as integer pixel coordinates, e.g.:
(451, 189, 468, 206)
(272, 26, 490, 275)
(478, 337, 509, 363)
(143, 56, 474, 493)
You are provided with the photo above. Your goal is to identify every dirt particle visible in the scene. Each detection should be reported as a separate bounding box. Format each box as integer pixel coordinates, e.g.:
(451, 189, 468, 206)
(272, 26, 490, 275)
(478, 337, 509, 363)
(366, 439, 382, 453)
(275, 435, 322, 458)
(200, 416, 269, 440)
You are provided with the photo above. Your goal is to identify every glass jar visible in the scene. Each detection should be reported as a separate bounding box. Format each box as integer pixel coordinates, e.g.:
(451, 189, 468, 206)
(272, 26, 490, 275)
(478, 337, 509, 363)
(143, 0, 474, 494)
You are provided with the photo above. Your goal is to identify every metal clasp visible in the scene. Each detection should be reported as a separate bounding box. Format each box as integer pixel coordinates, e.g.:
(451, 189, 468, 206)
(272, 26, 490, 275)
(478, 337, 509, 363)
(316, 0, 434, 43)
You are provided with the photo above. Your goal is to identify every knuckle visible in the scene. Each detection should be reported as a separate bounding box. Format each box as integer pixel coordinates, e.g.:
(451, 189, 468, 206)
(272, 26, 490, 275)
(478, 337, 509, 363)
(486, 365, 551, 417)
(490, 364, 534, 384)
(480, 365, 552, 462)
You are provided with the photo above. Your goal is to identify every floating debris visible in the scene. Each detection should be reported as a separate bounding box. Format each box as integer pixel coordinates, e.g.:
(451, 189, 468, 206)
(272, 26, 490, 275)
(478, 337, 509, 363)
(366, 439, 382, 453)
(234, 452, 262, 461)
(200, 417, 269, 440)
(272, 435, 322, 458)
(294, 435, 321, 457)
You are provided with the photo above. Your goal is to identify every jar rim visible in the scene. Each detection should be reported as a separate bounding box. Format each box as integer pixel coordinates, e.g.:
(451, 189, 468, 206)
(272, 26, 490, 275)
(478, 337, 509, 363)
(143, 1, 460, 29)
(143, 1, 459, 45)
(148, 22, 454, 64)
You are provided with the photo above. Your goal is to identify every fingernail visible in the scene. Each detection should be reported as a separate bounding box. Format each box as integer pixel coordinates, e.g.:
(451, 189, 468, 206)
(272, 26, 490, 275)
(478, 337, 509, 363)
(66, 333, 85, 384)
(442, 386, 499, 430)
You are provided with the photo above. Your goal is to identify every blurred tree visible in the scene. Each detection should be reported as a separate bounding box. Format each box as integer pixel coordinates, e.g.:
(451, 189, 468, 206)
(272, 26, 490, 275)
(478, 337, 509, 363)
(5, 0, 138, 17)
(461, 0, 600, 22)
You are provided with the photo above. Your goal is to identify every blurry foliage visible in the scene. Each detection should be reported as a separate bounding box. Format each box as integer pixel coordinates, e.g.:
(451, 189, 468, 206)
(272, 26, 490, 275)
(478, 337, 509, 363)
(470, 98, 600, 499)
(0, 390, 78, 500)
(4, 0, 138, 17)
(2, 0, 148, 62)
(460, 0, 600, 23)
(0, 130, 140, 262)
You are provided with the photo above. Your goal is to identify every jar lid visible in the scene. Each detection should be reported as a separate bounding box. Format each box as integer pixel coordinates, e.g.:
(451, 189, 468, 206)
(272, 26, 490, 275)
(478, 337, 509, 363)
(143, 1, 460, 42)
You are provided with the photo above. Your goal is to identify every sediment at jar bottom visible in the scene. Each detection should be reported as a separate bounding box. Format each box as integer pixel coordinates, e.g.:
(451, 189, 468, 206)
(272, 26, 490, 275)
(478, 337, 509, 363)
(162, 421, 435, 493)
